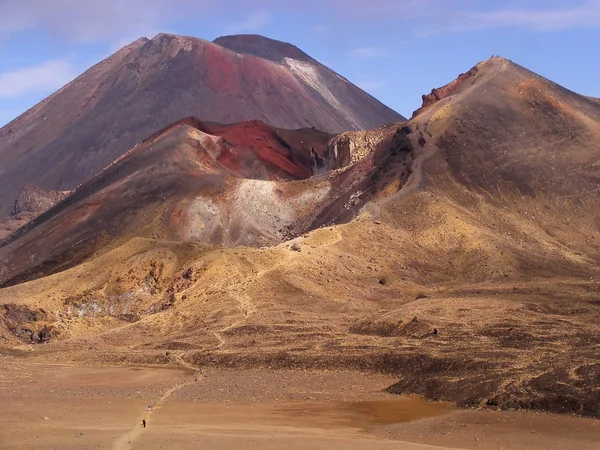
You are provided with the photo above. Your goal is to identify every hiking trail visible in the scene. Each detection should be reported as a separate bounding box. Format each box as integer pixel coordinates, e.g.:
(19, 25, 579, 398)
(113, 357, 202, 450)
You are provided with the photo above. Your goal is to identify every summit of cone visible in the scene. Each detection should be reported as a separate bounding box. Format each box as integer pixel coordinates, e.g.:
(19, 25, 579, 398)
(213, 34, 315, 63)
(0, 32, 404, 219)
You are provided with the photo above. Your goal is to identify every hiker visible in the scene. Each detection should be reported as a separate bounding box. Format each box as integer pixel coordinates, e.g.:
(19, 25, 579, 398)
(142, 419, 146, 428)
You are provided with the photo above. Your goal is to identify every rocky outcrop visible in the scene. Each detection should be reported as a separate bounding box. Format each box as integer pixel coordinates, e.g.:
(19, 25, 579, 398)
(0, 185, 69, 240)
(327, 124, 399, 168)
(2, 304, 59, 343)
(412, 66, 479, 118)
(11, 184, 68, 216)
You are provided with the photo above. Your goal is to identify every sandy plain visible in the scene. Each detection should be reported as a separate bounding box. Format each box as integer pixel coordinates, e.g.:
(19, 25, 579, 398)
(1, 358, 599, 450)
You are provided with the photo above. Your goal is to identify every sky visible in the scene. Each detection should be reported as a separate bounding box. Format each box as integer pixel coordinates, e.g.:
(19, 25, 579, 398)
(0, 0, 599, 126)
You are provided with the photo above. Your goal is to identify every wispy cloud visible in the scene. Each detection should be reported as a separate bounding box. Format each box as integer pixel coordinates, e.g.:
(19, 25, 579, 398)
(226, 10, 271, 34)
(423, 0, 600, 34)
(348, 47, 388, 58)
(0, 59, 79, 99)
(0, 0, 177, 44)
(356, 79, 389, 92)
(472, 2, 600, 31)
(0, 0, 598, 48)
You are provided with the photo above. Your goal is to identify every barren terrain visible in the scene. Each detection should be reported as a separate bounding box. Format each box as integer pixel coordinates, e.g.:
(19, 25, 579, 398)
(1, 55, 600, 450)
(1, 359, 598, 449)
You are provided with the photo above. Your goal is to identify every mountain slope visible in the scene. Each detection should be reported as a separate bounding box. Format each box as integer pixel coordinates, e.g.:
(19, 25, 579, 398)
(2, 57, 600, 418)
(412, 57, 600, 199)
(0, 33, 404, 219)
(0, 119, 411, 287)
(377, 56, 600, 415)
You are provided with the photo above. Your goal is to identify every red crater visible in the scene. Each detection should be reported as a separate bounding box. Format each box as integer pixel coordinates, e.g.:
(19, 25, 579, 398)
(136, 117, 333, 180)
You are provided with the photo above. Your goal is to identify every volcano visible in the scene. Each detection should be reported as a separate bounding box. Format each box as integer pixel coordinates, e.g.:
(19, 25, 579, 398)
(0, 33, 404, 219)
(0, 117, 412, 287)
(1, 54, 600, 419)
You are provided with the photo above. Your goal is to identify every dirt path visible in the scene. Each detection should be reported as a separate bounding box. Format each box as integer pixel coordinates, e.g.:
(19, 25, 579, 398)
(113, 356, 202, 450)
(211, 266, 258, 349)
(172, 352, 201, 373)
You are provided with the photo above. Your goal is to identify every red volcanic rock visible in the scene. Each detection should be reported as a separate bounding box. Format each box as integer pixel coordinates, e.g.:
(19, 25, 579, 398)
(412, 66, 479, 117)
(132, 117, 335, 180)
(199, 121, 334, 179)
(0, 33, 404, 219)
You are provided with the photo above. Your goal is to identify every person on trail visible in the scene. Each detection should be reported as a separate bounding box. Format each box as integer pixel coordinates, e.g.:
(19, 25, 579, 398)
(142, 419, 146, 428)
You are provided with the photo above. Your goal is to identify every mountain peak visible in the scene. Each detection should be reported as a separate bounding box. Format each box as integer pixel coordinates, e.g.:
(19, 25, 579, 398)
(213, 34, 313, 63)
(149, 32, 197, 41)
(0, 31, 404, 219)
(141, 32, 208, 53)
(412, 55, 516, 118)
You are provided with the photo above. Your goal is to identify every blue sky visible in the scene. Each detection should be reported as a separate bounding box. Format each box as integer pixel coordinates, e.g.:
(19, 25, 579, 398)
(0, 0, 599, 126)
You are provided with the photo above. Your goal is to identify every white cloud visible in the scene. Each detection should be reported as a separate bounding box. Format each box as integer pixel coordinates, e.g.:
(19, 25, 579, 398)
(356, 79, 389, 92)
(0, 60, 79, 99)
(348, 47, 388, 58)
(225, 10, 271, 34)
(422, 0, 600, 34)
(471, 2, 600, 31)
(322, 0, 600, 33)
(0, 0, 232, 48)
(0, 0, 597, 49)
(0, 0, 432, 44)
